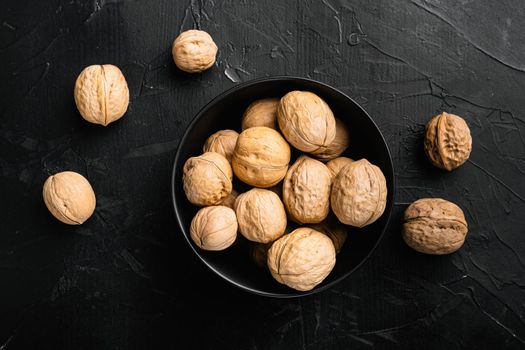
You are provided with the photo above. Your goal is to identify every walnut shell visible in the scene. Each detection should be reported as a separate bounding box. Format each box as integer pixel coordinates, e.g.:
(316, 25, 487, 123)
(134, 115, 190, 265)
(424, 112, 472, 171)
(232, 127, 291, 188)
(326, 156, 354, 179)
(74, 64, 129, 126)
(43, 171, 96, 225)
(172, 30, 218, 73)
(403, 198, 468, 255)
(277, 91, 336, 153)
(190, 206, 237, 251)
(267, 227, 336, 291)
(235, 188, 287, 243)
(331, 159, 387, 227)
(219, 189, 239, 209)
(283, 156, 332, 224)
(203, 129, 239, 163)
(313, 118, 350, 161)
(310, 216, 347, 253)
(183, 152, 232, 206)
(241, 98, 279, 130)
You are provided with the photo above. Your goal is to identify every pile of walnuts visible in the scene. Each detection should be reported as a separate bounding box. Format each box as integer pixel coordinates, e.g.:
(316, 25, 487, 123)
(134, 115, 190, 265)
(182, 90, 389, 291)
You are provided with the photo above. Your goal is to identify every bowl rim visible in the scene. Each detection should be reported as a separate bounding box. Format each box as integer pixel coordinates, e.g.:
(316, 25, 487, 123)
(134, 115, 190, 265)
(171, 75, 396, 298)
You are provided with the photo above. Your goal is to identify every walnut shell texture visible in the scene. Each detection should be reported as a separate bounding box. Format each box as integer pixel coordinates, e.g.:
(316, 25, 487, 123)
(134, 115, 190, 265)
(326, 156, 354, 179)
(242, 98, 279, 130)
(235, 188, 287, 243)
(203, 129, 239, 163)
(74, 64, 129, 126)
(277, 91, 336, 153)
(424, 112, 472, 171)
(310, 216, 348, 253)
(190, 206, 237, 251)
(172, 30, 218, 73)
(43, 171, 96, 225)
(403, 198, 468, 255)
(283, 156, 332, 224)
(331, 159, 387, 227)
(183, 152, 232, 206)
(267, 228, 336, 291)
(313, 118, 350, 160)
(219, 189, 239, 209)
(232, 127, 291, 188)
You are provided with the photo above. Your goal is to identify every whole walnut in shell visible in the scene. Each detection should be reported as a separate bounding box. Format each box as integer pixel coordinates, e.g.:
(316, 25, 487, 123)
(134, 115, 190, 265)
(313, 118, 350, 161)
(232, 127, 291, 188)
(267, 228, 336, 291)
(74, 64, 129, 126)
(310, 216, 348, 253)
(203, 129, 239, 163)
(172, 30, 218, 73)
(219, 189, 239, 209)
(403, 198, 468, 255)
(235, 188, 287, 243)
(424, 112, 472, 171)
(242, 98, 279, 130)
(283, 156, 332, 224)
(183, 152, 232, 206)
(190, 206, 237, 251)
(326, 157, 354, 179)
(277, 91, 336, 153)
(43, 171, 96, 225)
(331, 159, 387, 227)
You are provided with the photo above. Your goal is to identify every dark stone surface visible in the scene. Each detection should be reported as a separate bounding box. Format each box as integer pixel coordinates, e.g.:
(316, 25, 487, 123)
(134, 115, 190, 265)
(1, 0, 524, 349)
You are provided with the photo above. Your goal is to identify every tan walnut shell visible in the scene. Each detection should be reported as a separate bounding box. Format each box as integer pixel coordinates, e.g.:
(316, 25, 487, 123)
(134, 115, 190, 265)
(283, 156, 332, 224)
(277, 91, 336, 153)
(190, 206, 237, 251)
(424, 112, 472, 171)
(232, 126, 291, 188)
(331, 159, 387, 227)
(74, 64, 129, 126)
(235, 188, 287, 243)
(43, 171, 96, 225)
(403, 198, 468, 255)
(241, 98, 279, 130)
(172, 30, 218, 73)
(326, 156, 354, 179)
(203, 129, 239, 163)
(313, 118, 350, 161)
(183, 152, 232, 206)
(310, 216, 348, 253)
(267, 227, 336, 291)
(219, 189, 239, 209)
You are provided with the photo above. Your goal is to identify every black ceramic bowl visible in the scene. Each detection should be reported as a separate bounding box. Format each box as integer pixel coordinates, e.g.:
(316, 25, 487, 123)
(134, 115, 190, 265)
(172, 77, 394, 297)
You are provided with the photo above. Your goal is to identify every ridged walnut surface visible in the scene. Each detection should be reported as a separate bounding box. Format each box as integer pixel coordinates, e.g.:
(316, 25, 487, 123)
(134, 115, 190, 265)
(190, 206, 237, 251)
(326, 156, 354, 179)
(241, 98, 279, 130)
(313, 118, 350, 161)
(172, 30, 218, 73)
(218, 189, 239, 209)
(203, 129, 239, 163)
(310, 215, 348, 253)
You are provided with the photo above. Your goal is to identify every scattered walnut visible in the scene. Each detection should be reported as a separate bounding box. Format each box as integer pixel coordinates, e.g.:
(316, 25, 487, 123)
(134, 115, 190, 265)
(203, 129, 239, 163)
(172, 30, 218, 73)
(190, 206, 237, 251)
(403, 198, 468, 255)
(310, 215, 347, 253)
(251, 242, 272, 268)
(283, 156, 332, 224)
(424, 112, 472, 171)
(235, 188, 287, 243)
(331, 159, 387, 227)
(277, 91, 336, 153)
(326, 156, 354, 179)
(267, 227, 336, 291)
(74, 64, 129, 126)
(313, 118, 350, 161)
(43, 171, 96, 225)
(219, 189, 239, 209)
(183, 152, 232, 206)
(242, 98, 279, 130)
(232, 126, 291, 188)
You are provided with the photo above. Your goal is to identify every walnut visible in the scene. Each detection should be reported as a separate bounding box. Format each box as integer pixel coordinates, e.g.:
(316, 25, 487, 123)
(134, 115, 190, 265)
(74, 64, 129, 126)
(232, 126, 291, 188)
(203, 129, 239, 163)
(172, 30, 218, 73)
(267, 227, 336, 291)
(241, 98, 279, 130)
(190, 206, 237, 251)
(251, 242, 272, 268)
(403, 198, 468, 255)
(277, 91, 336, 153)
(235, 188, 287, 243)
(310, 215, 347, 253)
(183, 152, 232, 206)
(326, 156, 354, 179)
(313, 118, 350, 161)
(331, 159, 387, 227)
(424, 112, 472, 171)
(219, 189, 239, 209)
(283, 156, 332, 224)
(42, 171, 96, 225)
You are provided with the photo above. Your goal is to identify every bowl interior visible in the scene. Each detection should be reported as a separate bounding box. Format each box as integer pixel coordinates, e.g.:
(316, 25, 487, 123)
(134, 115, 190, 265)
(172, 77, 394, 297)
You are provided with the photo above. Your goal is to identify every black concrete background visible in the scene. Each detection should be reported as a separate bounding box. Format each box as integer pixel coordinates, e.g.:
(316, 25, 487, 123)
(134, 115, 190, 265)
(1, 0, 525, 349)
